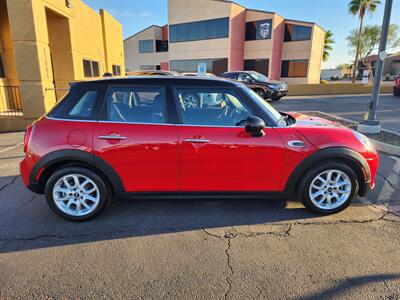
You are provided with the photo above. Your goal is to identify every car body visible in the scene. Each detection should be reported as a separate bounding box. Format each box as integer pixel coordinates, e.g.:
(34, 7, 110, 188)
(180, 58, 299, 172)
(394, 75, 400, 96)
(221, 71, 288, 101)
(127, 70, 181, 76)
(20, 77, 378, 221)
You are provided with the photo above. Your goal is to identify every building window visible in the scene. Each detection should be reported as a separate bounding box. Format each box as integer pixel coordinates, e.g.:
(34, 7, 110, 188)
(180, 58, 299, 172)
(244, 59, 269, 76)
(245, 19, 272, 41)
(169, 17, 229, 43)
(140, 65, 156, 70)
(170, 58, 228, 74)
(0, 54, 5, 77)
(112, 65, 121, 76)
(156, 40, 168, 52)
(284, 24, 312, 42)
(139, 39, 154, 53)
(83, 59, 100, 77)
(281, 60, 308, 77)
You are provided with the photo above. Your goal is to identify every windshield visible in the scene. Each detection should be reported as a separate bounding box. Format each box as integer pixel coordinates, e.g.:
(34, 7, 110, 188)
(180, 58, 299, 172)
(240, 86, 287, 126)
(247, 71, 269, 82)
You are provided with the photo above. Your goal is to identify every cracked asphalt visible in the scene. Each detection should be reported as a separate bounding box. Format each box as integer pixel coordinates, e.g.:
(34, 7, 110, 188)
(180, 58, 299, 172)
(0, 130, 399, 299)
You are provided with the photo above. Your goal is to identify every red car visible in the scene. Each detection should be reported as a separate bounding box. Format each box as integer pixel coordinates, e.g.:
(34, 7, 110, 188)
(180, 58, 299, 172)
(394, 75, 400, 96)
(20, 77, 378, 221)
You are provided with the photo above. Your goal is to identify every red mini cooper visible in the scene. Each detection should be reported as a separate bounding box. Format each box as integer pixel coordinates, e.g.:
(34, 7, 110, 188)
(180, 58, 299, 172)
(20, 77, 378, 221)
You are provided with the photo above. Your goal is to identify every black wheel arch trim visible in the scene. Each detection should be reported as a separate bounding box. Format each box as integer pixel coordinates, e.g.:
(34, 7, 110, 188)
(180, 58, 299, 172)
(29, 149, 125, 193)
(284, 147, 371, 195)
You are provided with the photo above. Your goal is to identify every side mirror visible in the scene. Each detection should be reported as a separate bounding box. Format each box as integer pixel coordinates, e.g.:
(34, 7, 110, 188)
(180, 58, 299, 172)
(245, 116, 266, 137)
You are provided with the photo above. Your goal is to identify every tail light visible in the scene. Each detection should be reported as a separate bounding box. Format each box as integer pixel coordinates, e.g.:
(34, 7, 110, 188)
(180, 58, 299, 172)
(395, 77, 400, 86)
(24, 125, 33, 153)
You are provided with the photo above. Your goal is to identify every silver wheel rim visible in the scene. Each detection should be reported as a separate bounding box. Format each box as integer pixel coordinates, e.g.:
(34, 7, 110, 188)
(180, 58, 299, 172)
(52, 174, 100, 217)
(309, 169, 352, 210)
(183, 94, 198, 108)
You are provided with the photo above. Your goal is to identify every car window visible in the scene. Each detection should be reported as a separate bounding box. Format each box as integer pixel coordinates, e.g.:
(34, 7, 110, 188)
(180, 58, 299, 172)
(238, 73, 251, 82)
(68, 91, 98, 118)
(174, 88, 252, 126)
(106, 86, 165, 123)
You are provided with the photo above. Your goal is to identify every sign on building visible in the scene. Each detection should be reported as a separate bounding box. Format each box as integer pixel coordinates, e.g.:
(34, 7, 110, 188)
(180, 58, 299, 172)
(197, 63, 207, 75)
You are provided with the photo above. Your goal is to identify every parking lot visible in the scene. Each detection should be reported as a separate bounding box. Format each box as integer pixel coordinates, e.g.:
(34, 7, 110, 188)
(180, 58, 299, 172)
(1, 106, 400, 298)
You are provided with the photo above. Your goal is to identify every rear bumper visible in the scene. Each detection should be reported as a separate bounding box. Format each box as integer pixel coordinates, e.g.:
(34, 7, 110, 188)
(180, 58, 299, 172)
(20, 158, 43, 194)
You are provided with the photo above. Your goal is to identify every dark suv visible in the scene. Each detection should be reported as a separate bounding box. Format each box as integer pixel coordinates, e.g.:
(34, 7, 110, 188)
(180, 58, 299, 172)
(221, 71, 288, 101)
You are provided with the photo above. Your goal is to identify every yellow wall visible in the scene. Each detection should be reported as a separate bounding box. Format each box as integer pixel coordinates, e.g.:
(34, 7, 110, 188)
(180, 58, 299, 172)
(0, 0, 124, 126)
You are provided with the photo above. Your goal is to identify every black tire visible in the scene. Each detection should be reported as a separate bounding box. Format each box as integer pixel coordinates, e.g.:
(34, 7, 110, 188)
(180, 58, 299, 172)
(297, 161, 359, 215)
(271, 96, 282, 101)
(45, 167, 110, 221)
(254, 89, 267, 99)
(394, 88, 400, 97)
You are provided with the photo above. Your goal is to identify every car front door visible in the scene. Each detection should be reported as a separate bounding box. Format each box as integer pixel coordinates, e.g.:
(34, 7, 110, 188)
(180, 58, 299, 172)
(93, 85, 179, 192)
(173, 86, 284, 192)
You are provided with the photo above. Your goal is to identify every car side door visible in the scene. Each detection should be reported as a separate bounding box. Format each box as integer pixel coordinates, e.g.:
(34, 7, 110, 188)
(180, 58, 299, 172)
(172, 86, 284, 192)
(93, 84, 179, 192)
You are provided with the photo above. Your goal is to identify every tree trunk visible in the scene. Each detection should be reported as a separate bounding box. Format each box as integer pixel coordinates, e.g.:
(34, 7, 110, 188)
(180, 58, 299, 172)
(352, 15, 364, 83)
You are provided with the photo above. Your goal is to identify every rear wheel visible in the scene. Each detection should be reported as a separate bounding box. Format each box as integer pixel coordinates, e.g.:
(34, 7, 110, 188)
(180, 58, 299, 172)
(45, 167, 110, 221)
(298, 161, 359, 215)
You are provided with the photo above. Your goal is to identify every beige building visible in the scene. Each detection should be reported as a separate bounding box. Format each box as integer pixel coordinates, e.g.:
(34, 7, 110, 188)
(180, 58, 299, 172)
(0, 0, 125, 131)
(124, 0, 325, 84)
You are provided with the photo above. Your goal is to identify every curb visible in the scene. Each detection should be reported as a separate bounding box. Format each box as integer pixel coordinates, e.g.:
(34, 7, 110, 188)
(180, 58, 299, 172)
(309, 111, 400, 157)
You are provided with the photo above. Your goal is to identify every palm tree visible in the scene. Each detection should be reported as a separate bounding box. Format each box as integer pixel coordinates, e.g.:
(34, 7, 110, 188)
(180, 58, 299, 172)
(348, 0, 380, 83)
(323, 30, 334, 62)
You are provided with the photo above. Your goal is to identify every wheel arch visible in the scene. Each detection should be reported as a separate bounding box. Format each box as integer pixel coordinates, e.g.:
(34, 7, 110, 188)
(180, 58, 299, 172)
(29, 149, 125, 194)
(284, 147, 371, 196)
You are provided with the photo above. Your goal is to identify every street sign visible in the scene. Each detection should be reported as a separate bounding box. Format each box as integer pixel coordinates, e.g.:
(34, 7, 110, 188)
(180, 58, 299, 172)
(197, 63, 207, 75)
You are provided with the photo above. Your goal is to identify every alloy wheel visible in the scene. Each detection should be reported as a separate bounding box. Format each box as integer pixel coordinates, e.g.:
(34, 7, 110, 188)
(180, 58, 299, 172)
(309, 169, 352, 210)
(52, 174, 100, 217)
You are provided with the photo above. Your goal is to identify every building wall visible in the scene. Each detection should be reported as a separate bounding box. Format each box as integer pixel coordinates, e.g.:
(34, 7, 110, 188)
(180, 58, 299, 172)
(124, 26, 168, 72)
(168, 0, 231, 63)
(1, 0, 124, 123)
(123, 0, 324, 84)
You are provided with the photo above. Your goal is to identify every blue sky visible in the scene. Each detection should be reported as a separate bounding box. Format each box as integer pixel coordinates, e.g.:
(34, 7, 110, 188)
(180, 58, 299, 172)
(85, 0, 400, 69)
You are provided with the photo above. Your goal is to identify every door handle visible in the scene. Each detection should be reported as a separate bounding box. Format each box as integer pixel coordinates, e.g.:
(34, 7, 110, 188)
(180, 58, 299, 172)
(183, 138, 210, 143)
(98, 134, 126, 140)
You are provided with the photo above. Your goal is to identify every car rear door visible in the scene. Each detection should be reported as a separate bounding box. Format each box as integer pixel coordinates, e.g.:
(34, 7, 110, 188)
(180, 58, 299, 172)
(93, 84, 179, 192)
(173, 86, 284, 192)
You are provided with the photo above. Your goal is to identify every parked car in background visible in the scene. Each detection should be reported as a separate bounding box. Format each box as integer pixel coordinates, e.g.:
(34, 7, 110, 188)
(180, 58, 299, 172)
(221, 71, 288, 101)
(127, 70, 181, 76)
(182, 72, 216, 77)
(20, 76, 378, 221)
(394, 75, 400, 96)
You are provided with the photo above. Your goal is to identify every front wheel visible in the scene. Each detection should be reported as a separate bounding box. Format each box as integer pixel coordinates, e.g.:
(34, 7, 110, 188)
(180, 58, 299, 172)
(298, 161, 359, 215)
(45, 167, 110, 221)
(271, 96, 282, 101)
(254, 89, 267, 99)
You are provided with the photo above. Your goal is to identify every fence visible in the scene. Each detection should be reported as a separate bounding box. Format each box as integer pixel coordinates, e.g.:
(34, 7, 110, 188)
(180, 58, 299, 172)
(0, 86, 23, 117)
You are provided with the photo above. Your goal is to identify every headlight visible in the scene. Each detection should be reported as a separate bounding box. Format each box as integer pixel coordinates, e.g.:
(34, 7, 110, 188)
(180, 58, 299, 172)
(352, 130, 374, 151)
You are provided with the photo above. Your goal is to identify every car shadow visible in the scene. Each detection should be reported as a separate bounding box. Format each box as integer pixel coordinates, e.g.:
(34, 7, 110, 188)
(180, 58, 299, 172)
(0, 175, 324, 253)
(297, 273, 400, 300)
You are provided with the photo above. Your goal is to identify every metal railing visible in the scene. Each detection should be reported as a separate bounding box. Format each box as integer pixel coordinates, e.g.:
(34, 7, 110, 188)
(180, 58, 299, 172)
(0, 86, 23, 117)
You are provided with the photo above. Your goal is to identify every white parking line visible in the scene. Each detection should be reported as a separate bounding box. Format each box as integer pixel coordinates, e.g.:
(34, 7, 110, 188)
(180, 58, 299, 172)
(0, 142, 23, 154)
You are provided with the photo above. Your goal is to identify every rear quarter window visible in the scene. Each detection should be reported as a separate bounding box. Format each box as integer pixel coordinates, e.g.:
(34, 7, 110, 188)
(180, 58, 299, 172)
(48, 84, 104, 120)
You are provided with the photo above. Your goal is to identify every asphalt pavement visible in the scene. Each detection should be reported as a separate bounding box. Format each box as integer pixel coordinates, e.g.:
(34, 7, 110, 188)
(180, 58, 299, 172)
(272, 94, 399, 133)
(0, 116, 399, 298)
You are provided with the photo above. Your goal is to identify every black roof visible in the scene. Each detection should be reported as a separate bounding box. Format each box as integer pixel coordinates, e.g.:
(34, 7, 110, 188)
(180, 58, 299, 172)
(76, 76, 241, 87)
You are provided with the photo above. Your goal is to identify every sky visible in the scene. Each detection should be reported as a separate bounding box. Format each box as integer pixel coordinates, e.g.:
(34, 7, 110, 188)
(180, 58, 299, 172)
(85, 0, 400, 69)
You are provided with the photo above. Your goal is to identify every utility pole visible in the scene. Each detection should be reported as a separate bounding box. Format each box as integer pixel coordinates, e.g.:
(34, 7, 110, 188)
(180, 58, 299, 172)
(358, 0, 393, 134)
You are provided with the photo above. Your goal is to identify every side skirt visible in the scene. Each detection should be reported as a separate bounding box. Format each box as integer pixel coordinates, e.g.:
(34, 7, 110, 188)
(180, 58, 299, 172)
(115, 192, 294, 201)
